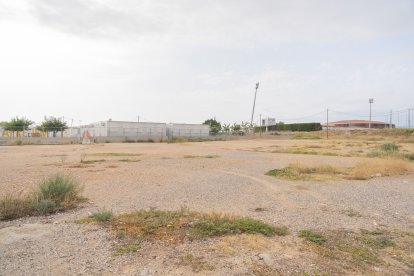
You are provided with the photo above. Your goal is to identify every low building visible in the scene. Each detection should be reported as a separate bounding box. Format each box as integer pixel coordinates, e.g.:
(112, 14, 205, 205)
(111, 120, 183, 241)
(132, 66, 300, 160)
(261, 117, 276, 127)
(322, 120, 394, 129)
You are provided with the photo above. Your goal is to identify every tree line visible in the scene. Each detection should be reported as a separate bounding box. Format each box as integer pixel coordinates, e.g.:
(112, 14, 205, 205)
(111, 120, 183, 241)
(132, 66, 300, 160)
(0, 116, 68, 137)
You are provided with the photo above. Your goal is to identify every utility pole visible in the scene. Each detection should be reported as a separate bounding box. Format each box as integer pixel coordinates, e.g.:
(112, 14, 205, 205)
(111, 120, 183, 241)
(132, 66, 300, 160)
(390, 110, 392, 128)
(409, 109, 411, 128)
(326, 108, 329, 139)
(250, 82, 260, 126)
(137, 115, 140, 123)
(369, 98, 374, 129)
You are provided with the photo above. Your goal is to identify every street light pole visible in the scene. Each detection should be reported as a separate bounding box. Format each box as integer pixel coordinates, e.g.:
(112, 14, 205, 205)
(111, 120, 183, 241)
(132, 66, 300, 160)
(250, 82, 260, 126)
(369, 98, 374, 129)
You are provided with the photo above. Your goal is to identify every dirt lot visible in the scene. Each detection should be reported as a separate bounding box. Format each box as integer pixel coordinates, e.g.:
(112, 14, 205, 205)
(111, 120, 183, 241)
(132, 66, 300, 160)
(1, 139, 413, 275)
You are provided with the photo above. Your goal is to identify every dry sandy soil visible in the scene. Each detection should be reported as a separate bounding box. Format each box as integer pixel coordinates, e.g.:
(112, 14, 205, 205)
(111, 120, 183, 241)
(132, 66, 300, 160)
(0, 139, 413, 275)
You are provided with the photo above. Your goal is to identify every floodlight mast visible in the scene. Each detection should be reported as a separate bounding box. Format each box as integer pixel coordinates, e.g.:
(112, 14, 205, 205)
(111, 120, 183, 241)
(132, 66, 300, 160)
(250, 82, 260, 126)
(369, 98, 374, 129)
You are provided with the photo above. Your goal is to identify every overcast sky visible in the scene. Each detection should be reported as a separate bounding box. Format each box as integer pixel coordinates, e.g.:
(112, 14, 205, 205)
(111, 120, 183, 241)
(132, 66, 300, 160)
(1, 0, 413, 126)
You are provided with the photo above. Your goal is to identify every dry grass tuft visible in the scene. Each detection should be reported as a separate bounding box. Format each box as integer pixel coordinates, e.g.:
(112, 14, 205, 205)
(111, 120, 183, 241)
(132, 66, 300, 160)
(348, 159, 409, 180)
(266, 163, 343, 181)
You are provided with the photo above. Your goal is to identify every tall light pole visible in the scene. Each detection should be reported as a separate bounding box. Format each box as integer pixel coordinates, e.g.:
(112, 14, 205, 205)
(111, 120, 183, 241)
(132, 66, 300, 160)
(250, 82, 259, 126)
(369, 98, 374, 129)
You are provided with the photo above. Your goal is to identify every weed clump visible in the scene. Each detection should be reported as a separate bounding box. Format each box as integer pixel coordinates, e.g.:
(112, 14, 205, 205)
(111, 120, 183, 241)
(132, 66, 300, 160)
(92, 210, 113, 222)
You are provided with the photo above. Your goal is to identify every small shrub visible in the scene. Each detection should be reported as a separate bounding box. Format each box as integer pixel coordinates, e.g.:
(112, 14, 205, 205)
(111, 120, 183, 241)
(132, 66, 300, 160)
(299, 229, 327, 245)
(37, 173, 83, 206)
(32, 199, 56, 215)
(92, 210, 113, 222)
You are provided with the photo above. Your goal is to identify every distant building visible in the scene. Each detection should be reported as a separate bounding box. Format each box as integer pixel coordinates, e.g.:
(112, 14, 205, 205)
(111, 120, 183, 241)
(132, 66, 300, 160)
(322, 120, 394, 129)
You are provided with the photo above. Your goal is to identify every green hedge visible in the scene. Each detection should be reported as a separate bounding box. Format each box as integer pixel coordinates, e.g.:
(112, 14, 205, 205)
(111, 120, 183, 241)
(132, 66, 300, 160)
(254, 123, 322, 132)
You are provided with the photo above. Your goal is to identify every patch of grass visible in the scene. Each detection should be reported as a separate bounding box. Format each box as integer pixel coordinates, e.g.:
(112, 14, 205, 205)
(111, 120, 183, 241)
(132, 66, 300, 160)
(113, 244, 139, 256)
(184, 154, 220, 158)
(299, 229, 327, 245)
(191, 215, 279, 238)
(92, 210, 113, 222)
(335, 243, 381, 264)
(90, 152, 141, 157)
(0, 173, 85, 220)
(80, 159, 106, 164)
(75, 217, 96, 224)
(178, 253, 214, 272)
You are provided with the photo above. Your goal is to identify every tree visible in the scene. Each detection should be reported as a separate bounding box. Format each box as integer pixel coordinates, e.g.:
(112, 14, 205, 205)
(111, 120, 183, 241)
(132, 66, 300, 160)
(231, 123, 241, 134)
(203, 118, 222, 135)
(39, 116, 68, 137)
(222, 124, 231, 134)
(3, 117, 34, 131)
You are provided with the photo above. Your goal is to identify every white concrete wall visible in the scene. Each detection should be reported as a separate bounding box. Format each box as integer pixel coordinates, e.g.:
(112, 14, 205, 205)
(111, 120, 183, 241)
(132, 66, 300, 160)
(167, 123, 210, 137)
(107, 121, 166, 138)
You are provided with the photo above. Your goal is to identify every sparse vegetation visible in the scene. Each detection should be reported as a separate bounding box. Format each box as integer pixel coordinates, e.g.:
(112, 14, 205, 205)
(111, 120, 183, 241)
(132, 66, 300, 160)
(178, 253, 215, 272)
(80, 208, 284, 242)
(299, 229, 327, 245)
(118, 158, 140, 162)
(0, 173, 85, 220)
(184, 155, 220, 158)
(343, 208, 362, 217)
(113, 244, 139, 256)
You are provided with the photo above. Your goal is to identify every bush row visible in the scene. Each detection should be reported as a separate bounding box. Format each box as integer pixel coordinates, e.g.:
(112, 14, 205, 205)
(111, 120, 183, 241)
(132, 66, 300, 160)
(254, 122, 322, 132)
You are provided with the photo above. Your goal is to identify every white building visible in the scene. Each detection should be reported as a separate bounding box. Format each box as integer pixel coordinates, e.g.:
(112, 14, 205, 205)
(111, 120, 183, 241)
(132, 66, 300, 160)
(261, 117, 276, 127)
(64, 120, 210, 140)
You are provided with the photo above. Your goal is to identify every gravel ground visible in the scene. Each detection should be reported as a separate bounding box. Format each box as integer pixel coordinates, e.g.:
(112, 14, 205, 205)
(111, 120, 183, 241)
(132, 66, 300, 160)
(0, 140, 413, 275)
